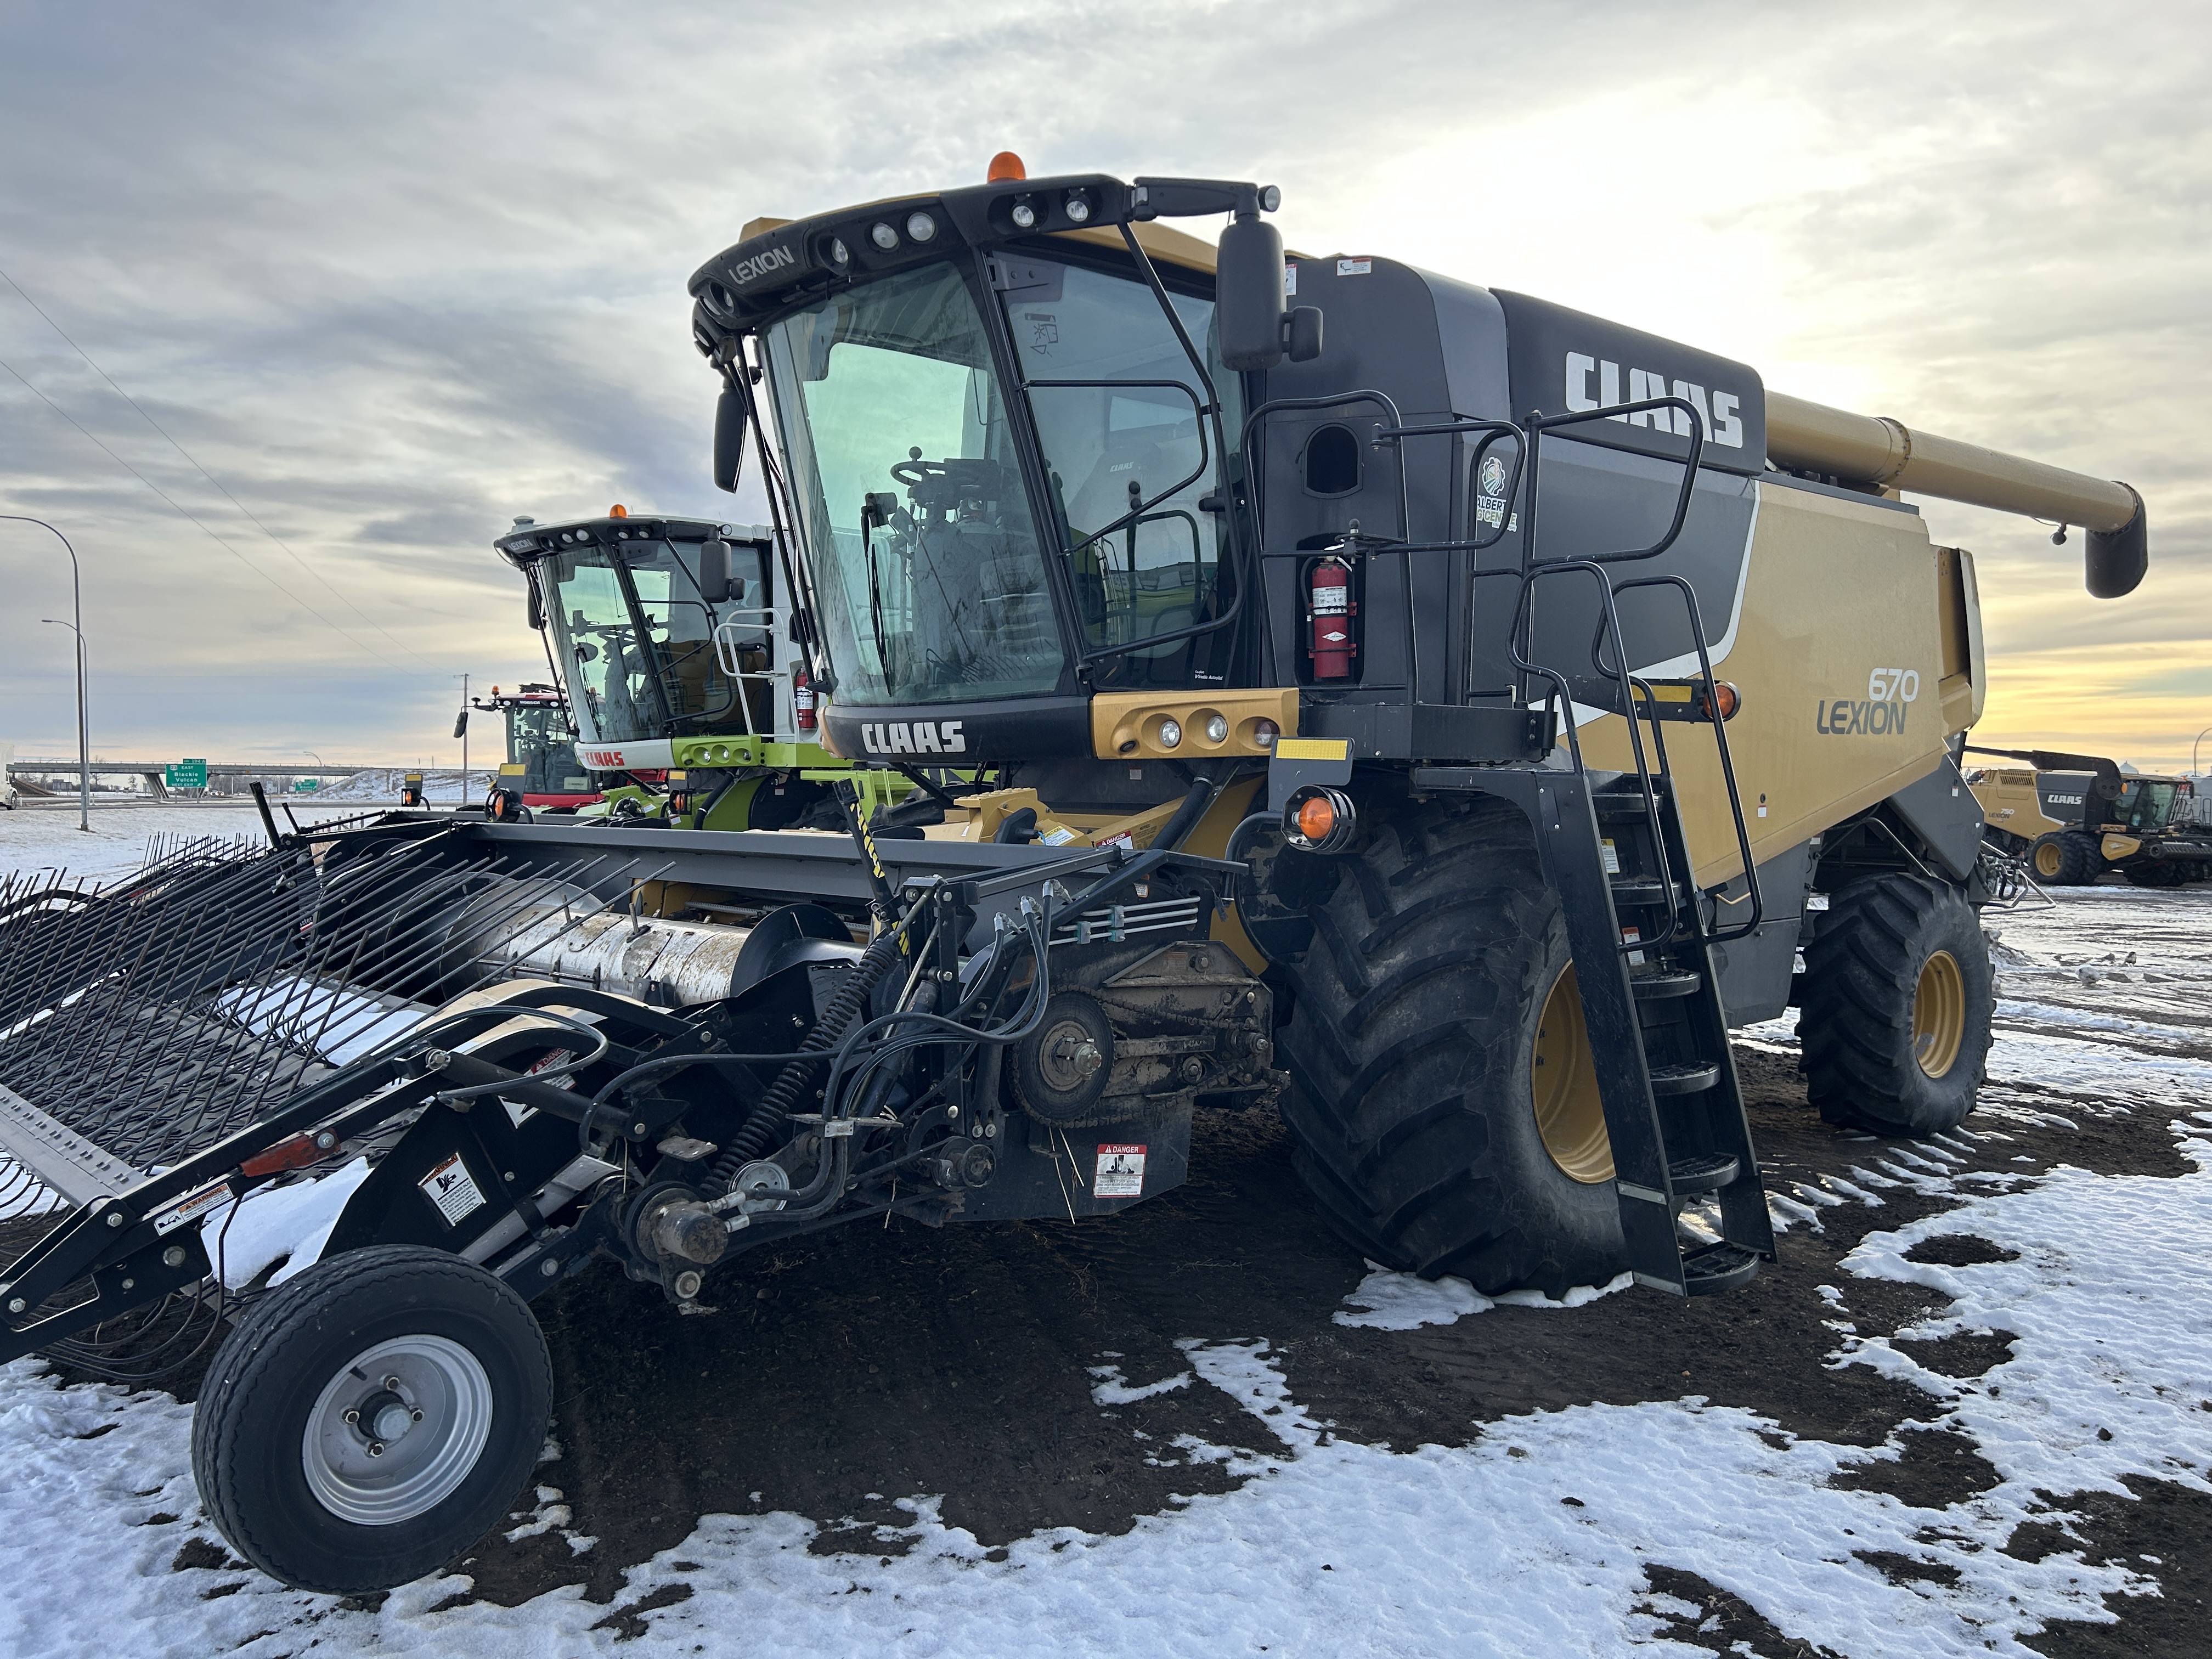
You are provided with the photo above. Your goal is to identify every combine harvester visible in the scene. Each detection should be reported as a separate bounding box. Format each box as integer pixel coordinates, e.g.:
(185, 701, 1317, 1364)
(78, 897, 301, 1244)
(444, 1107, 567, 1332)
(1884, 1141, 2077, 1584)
(1967, 745, 2210, 887)
(483, 507, 898, 828)
(0, 159, 2151, 1593)
(469, 682, 597, 813)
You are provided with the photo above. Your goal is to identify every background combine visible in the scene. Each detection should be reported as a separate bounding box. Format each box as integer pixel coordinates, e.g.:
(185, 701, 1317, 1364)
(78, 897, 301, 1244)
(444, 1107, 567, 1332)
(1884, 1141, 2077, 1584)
(1967, 744, 2210, 887)
(0, 159, 2150, 1596)
(471, 682, 596, 811)
(489, 509, 911, 829)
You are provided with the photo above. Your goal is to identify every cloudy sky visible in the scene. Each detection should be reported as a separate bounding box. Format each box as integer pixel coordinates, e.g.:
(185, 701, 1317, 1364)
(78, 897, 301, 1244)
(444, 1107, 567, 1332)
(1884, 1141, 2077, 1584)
(3, 1, 2205, 770)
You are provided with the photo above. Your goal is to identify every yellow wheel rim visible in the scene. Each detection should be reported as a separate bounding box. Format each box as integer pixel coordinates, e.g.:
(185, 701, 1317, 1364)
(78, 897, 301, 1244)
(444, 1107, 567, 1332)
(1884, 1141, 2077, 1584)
(1532, 964, 1615, 1183)
(2034, 841, 2064, 878)
(1912, 950, 1966, 1078)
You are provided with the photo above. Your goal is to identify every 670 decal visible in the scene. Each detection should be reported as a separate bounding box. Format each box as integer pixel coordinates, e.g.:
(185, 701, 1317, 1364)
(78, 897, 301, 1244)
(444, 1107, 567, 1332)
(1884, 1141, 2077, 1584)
(1818, 666, 1922, 737)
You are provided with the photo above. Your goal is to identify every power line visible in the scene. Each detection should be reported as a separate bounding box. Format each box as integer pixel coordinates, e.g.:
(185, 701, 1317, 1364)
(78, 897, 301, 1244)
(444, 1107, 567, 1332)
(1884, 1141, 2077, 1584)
(0, 264, 430, 664)
(0, 355, 409, 670)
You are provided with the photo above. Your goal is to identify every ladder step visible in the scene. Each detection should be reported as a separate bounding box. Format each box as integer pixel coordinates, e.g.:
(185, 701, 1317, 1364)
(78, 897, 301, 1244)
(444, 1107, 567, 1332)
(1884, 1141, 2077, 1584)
(1681, 1239, 1761, 1297)
(1647, 1062, 1719, 1096)
(1630, 969, 1701, 1001)
(1609, 875, 1672, 905)
(1594, 794, 1668, 824)
(1666, 1152, 1738, 1193)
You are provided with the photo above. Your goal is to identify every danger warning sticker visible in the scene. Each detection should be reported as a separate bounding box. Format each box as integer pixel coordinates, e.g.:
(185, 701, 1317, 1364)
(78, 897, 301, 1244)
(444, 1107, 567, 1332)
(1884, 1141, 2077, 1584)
(1094, 1144, 1147, 1198)
(153, 1180, 231, 1236)
(419, 1152, 487, 1226)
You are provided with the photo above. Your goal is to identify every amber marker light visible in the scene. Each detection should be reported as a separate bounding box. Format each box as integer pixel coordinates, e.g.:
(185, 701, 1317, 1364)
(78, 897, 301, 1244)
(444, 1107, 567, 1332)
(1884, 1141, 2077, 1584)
(1284, 785, 1356, 853)
(988, 151, 1026, 181)
(610, 504, 628, 518)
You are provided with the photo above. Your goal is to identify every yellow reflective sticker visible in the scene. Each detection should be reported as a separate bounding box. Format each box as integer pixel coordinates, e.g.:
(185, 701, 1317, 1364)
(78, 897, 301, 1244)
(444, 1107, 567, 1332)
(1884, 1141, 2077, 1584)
(1273, 738, 1350, 760)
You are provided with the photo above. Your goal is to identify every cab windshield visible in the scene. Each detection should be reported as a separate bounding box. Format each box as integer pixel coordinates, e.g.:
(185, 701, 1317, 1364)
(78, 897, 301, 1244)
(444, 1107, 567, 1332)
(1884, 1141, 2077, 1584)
(542, 538, 772, 744)
(505, 704, 584, 794)
(2119, 780, 2180, 832)
(761, 253, 1239, 706)
(764, 262, 1061, 707)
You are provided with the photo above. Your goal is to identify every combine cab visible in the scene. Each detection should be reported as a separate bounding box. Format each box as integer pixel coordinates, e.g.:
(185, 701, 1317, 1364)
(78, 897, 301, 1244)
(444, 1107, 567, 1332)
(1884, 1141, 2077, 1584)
(471, 682, 597, 810)
(0, 159, 2154, 1594)
(490, 510, 905, 830)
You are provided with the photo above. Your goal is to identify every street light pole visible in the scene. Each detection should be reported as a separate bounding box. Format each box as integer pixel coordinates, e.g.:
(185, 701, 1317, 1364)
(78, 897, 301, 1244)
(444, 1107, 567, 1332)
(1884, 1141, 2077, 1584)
(2193, 725, 2212, 777)
(37, 618, 89, 831)
(9, 515, 91, 833)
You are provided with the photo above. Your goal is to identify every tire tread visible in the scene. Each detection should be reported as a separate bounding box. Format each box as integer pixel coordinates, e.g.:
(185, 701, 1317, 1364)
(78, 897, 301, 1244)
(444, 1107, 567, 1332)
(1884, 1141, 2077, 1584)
(191, 1244, 551, 1595)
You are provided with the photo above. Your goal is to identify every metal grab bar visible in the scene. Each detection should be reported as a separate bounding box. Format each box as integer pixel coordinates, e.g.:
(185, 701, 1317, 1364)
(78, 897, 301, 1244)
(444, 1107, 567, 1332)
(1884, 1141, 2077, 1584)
(710, 608, 799, 742)
(1522, 397, 1707, 568)
(1496, 560, 1687, 948)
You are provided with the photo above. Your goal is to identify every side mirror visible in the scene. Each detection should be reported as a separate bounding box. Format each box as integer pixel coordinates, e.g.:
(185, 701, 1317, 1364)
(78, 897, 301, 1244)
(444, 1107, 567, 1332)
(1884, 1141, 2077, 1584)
(524, 569, 545, 633)
(1216, 213, 1286, 371)
(713, 384, 747, 493)
(698, 536, 732, 605)
(1284, 305, 1323, 364)
(452, 709, 469, 741)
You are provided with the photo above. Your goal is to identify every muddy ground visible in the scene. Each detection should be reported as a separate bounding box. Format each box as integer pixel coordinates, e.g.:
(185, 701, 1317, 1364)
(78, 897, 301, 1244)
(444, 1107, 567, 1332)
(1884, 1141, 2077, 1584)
(25, 882, 2212, 1656)
(94, 1034, 2201, 1656)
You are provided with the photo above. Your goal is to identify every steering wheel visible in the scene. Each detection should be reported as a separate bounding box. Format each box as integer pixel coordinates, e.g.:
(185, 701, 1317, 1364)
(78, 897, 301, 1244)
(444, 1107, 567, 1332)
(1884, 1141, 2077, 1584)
(890, 455, 949, 488)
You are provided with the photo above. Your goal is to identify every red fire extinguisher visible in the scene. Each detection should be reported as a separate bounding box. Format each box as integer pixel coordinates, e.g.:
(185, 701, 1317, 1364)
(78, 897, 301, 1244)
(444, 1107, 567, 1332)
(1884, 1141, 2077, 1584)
(792, 665, 818, 733)
(1308, 556, 1356, 679)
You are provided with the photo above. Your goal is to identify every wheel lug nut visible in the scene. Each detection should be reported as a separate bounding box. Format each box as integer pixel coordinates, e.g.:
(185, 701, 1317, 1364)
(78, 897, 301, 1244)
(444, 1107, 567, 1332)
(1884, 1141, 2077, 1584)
(411, 1409, 424, 1422)
(383, 1376, 401, 1391)
(367, 1442, 385, 1457)
(343, 1409, 359, 1424)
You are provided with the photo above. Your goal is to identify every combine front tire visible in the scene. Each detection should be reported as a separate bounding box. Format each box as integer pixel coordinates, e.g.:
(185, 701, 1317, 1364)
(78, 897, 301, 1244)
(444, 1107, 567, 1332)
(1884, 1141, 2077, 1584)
(1799, 874, 1992, 1138)
(1272, 795, 1624, 1298)
(192, 1245, 553, 1595)
(2029, 832, 2100, 885)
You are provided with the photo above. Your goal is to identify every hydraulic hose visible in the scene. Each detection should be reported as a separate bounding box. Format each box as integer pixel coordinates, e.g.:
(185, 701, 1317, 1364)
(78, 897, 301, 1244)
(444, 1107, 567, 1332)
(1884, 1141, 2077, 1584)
(707, 924, 905, 1190)
(1154, 776, 1220, 851)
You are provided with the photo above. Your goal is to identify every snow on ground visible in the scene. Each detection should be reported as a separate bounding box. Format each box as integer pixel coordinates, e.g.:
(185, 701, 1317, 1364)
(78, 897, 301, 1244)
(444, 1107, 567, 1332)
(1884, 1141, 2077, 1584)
(1334, 1263, 1634, 1328)
(313, 767, 490, 803)
(4, 860, 2212, 1654)
(0, 805, 368, 885)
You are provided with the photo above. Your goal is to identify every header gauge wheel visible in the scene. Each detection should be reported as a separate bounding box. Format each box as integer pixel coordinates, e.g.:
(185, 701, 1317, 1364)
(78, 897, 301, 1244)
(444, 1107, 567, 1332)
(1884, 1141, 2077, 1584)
(191, 1245, 552, 1595)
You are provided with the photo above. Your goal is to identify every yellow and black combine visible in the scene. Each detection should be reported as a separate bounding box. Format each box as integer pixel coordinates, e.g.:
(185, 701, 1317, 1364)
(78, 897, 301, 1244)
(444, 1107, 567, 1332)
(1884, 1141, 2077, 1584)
(0, 160, 2153, 1593)
(1968, 745, 2209, 887)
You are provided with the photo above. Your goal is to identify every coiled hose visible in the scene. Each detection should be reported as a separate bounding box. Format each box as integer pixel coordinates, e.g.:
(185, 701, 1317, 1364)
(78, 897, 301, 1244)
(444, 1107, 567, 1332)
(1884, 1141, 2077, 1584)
(708, 925, 906, 1193)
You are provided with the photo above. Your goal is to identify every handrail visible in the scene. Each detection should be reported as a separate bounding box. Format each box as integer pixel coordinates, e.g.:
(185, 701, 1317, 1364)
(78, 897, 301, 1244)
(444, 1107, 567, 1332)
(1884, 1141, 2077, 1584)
(1237, 389, 1412, 542)
(1610, 575, 1764, 943)
(1239, 390, 1766, 947)
(1522, 397, 1707, 568)
(710, 607, 798, 742)
(1500, 560, 1686, 947)
(1014, 375, 1234, 669)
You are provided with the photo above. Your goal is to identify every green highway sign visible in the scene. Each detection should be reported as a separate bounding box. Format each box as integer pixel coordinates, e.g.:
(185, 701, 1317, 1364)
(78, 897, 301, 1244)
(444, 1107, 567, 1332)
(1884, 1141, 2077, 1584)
(165, 758, 208, 789)
(292, 777, 320, 793)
